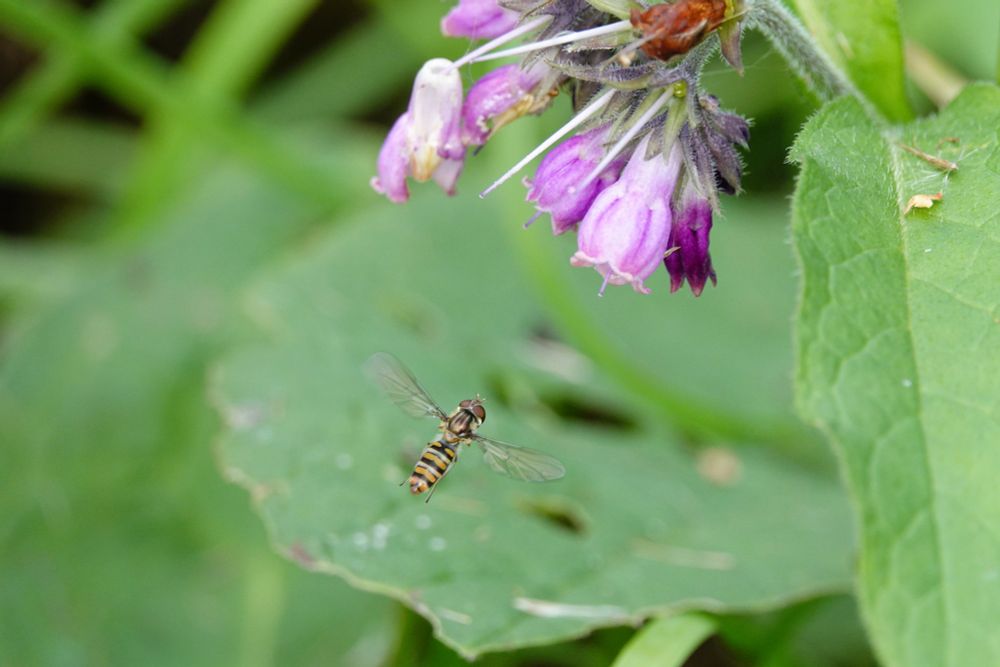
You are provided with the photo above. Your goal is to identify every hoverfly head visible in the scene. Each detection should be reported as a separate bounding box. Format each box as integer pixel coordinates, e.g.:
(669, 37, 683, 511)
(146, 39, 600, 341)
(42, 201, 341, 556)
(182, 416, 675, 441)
(459, 396, 486, 425)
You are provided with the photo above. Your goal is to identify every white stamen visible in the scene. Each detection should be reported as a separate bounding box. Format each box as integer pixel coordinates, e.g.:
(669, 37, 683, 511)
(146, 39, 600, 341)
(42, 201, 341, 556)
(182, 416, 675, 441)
(579, 92, 670, 190)
(451, 16, 552, 70)
(480, 88, 615, 198)
(467, 20, 633, 64)
(598, 272, 611, 297)
(523, 210, 544, 229)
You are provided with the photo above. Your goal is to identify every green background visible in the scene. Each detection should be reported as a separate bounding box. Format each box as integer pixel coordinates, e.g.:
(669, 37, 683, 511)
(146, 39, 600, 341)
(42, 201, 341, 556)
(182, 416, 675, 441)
(1, 0, 997, 665)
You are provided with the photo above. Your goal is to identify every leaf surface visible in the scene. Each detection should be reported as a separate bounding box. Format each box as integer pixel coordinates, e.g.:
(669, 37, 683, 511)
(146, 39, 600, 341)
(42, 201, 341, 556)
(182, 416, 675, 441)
(791, 84, 1000, 666)
(213, 191, 855, 658)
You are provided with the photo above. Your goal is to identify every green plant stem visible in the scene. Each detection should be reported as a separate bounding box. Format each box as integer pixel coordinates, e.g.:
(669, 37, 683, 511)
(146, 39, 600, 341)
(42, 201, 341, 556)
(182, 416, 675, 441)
(116, 0, 317, 232)
(0, 0, 342, 211)
(749, 0, 862, 108)
(0, 0, 189, 148)
(239, 553, 286, 667)
(612, 614, 716, 667)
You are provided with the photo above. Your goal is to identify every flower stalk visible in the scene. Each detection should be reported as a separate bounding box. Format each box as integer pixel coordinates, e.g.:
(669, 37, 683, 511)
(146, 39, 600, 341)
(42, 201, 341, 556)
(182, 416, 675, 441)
(745, 0, 856, 103)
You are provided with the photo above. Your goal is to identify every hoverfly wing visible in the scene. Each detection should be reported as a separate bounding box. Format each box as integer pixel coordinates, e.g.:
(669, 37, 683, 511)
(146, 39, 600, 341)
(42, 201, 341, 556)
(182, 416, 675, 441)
(473, 435, 565, 482)
(364, 352, 448, 421)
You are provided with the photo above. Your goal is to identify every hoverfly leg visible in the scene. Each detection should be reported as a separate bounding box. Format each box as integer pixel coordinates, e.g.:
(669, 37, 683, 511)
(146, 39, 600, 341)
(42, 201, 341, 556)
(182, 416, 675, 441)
(424, 483, 439, 504)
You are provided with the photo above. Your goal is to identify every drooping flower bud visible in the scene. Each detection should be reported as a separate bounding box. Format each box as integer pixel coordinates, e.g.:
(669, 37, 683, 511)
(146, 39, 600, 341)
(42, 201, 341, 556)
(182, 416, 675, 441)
(462, 63, 550, 146)
(571, 138, 683, 294)
(407, 59, 465, 178)
(665, 182, 716, 296)
(524, 125, 626, 234)
(441, 0, 520, 39)
(371, 59, 465, 203)
(691, 94, 749, 197)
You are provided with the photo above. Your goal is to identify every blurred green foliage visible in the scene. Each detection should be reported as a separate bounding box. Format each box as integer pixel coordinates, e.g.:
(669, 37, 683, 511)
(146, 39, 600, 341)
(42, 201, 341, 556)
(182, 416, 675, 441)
(0, 0, 996, 665)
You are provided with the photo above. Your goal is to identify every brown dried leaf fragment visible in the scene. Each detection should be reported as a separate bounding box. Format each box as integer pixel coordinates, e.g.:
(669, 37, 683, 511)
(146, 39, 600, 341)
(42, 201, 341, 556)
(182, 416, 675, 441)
(630, 0, 728, 61)
(898, 143, 959, 172)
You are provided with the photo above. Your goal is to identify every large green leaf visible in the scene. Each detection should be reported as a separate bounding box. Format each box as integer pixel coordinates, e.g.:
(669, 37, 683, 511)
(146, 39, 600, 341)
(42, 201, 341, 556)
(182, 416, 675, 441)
(791, 84, 1000, 666)
(790, 0, 912, 121)
(212, 189, 854, 659)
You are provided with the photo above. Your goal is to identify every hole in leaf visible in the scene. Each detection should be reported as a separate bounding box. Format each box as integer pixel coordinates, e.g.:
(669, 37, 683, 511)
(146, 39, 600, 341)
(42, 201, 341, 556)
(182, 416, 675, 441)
(529, 321, 561, 343)
(518, 498, 587, 535)
(538, 393, 637, 432)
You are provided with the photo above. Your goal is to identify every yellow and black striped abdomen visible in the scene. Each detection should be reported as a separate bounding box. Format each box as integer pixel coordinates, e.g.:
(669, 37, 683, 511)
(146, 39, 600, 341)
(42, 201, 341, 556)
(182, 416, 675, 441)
(408, 439, 459, 494)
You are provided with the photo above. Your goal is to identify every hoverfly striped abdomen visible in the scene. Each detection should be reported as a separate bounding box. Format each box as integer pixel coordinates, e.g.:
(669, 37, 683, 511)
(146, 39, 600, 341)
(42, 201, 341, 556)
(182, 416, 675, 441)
(409, 438, 459, 494)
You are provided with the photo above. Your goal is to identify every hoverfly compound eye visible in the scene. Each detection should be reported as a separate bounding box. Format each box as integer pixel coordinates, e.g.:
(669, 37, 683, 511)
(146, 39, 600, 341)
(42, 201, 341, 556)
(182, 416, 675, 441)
(471, 403, 486, 423)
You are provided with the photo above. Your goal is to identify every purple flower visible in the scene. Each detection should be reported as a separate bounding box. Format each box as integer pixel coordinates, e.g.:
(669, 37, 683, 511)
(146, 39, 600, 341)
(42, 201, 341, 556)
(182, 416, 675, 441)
(441, 0, 520, 39)
(665, 183, 716, 296)
(462, 63, 548, 146)
(524, 125, 626, 234)
(371, 112, 412, 203)
(571, 138, 682, 294)
(371, 59, 465, 203)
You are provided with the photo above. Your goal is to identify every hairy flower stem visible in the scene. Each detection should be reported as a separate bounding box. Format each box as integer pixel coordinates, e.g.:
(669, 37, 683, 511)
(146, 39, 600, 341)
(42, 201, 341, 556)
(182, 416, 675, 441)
(748, 0, 858, 104)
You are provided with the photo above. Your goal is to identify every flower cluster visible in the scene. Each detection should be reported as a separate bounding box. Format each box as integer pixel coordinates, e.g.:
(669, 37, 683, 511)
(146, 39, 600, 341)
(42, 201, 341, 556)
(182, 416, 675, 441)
(371, 0, 751, 297)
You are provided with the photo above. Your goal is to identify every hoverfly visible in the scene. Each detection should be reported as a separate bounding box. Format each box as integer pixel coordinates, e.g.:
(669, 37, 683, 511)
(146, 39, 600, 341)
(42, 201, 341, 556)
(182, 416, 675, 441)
(365, 352, 565, 501)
